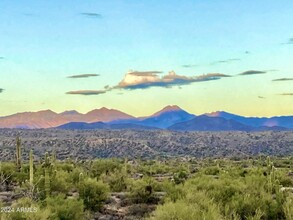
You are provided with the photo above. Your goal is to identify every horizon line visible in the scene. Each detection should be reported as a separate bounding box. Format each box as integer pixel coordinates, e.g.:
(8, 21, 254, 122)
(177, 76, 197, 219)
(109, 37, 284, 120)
(0, 105, 292, 119)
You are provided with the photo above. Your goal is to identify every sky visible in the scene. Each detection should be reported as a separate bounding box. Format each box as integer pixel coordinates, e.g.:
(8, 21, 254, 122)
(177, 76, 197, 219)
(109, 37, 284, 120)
(0, 0, 293, 117)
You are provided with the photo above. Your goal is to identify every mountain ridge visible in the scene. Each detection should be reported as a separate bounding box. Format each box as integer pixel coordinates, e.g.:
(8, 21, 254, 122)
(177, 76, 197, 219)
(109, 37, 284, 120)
(0, 107, 293, 130)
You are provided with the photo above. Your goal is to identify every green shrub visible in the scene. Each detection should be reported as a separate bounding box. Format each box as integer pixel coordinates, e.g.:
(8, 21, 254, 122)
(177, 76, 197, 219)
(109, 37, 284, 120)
(50, 170, 71, 194)
(46, 195, 84, 220)
(204, 166, 220, 175)
(149, 191, 222, 220)
(101, 169, 128, 192)
(79, 178, 109, 211)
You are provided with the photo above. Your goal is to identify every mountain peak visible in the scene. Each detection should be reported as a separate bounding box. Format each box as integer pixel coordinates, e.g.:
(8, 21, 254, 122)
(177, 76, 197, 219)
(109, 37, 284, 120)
(151, 105, 183, 117)
(37, 109, 57, 114)
(206, 111, 223, 117)
(60, 110, 80, 115)
(205, 111, 238, 119)
(87, 107, 111, 114)
(163, 105, 181, 111)
(99, 107, 109, 111)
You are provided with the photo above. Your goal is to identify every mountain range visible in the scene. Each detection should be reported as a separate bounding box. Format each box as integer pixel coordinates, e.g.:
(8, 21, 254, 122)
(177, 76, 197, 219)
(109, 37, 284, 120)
(0, 105, 293, 131)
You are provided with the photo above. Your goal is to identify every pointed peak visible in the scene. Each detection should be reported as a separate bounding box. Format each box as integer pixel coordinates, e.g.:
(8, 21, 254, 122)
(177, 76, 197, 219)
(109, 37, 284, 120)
(152, 105, 183, 117)
(99, 107, 110, 111)
(60, 110, 80, 115)
(162, 105, 182, 111)
(205, 111, 222, 117)
(205, 111, 238, 119)
(87, 107, 112, 114)
(38, 109, 56, 114)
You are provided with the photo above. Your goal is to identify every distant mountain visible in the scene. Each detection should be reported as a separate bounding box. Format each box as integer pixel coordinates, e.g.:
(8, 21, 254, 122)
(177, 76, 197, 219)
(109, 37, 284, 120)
(206, 111, 293, 129)
(57, 122, 108, 130)
(84, 107, 134, 123)
(0, 108, 134, 129)
(1, 106, 293, 130)
(108, 105, 195, 129)
(0, 110, 67, 129)
(138, 105, 195, 128)
(168, 115, 253, 131)
(57, 122, 158, 130)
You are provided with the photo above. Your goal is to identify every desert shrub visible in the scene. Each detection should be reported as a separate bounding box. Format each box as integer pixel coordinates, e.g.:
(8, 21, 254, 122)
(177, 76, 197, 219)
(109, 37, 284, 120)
(50, 170, 71, 194)
(79, 178, 109, 211)
(204, 166, 220, 175)
(148, 191, 222, 220)
(278, 175, 293, 187)
(138, 162, 172, 175)
(129, 178, 160, 204)
(283, 195, 293, 220)
(101, 169, 128, 192)
(69, 167, 86, 185)
(2, 197, 50, 220)
(173, 170, 188, 184)
(56, 163, 74, 173)
(162, 181, 185, 202)
(46, 194, 84, 220)
(90, 159, 122, 178)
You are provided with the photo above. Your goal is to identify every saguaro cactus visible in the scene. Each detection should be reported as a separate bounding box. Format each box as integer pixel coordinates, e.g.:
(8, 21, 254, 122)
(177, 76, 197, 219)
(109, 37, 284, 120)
(29, 149, 34, 186)
(42, 152, 52, 198)
(266, 156, 277, 193)
(16, 137, 22, 171)
(79, 172, 84, 188)
(44, 168, 50, 197)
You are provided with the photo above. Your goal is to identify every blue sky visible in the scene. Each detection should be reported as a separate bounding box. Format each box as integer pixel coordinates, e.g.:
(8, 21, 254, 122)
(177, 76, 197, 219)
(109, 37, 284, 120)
(0, 0, 293, 117)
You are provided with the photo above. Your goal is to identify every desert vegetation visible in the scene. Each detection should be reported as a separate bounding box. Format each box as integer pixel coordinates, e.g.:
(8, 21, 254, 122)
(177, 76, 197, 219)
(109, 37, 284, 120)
(1, 137, 293, 219)
(1, 129, 293, 161)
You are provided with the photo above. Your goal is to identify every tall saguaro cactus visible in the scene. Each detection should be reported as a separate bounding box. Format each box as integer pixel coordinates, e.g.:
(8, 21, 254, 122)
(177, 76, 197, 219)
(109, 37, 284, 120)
(29, 149, 34, 186)
(42, 152, 52, 198)
(16, 137, 22, 172)
(266, 156, 277, 193)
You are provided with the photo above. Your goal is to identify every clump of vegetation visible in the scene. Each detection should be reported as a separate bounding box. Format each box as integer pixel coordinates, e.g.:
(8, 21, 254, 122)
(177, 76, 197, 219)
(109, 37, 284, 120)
(1, 137, 293, 219)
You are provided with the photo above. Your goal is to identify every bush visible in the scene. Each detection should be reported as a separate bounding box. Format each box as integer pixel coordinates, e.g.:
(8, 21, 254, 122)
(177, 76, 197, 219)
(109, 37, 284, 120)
(129, 178, 159, 204)
(79, 178, 109, 211)
(50, 170, 71, 194)
(101, 169, 128, 192)
(1, 197, 51, 220)
(283, 196, 293, 220)
(46, 195, 84, 220)
(204, 166, 220, 175)
(149, 191, 222, 220)
(90, 159, 122, 178)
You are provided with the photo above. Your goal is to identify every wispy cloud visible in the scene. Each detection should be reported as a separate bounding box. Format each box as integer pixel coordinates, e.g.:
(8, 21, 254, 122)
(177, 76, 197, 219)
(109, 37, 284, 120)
(116, 71, 230, 90)
(67, 74, 99, 78)
(282, 38, 293, 45)
(181, 64, 198, 68)
(272, 78, 293, 82)
(239, 70, 267, 76)
(182, 58, 241, 68)
(23, 13, 36, 17)
(210, 58, 241, 65)
(66, 90, 106, 95)
(127, 70, 163, 76)
(279, 93, 293, 96)
(66, 70, 231, 97)
(80, 13, 102, 18)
